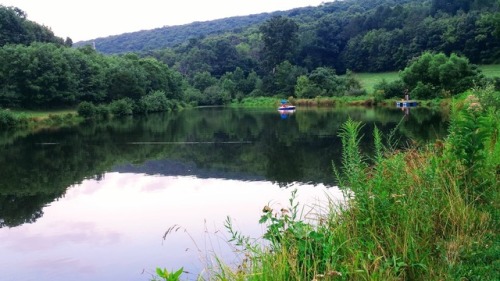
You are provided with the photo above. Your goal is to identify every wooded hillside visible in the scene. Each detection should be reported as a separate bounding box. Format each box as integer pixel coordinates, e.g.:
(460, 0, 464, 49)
(74, 0, 500, 74)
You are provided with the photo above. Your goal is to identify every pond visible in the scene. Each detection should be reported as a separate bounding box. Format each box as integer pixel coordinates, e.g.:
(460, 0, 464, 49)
(0, 106, 448, 281)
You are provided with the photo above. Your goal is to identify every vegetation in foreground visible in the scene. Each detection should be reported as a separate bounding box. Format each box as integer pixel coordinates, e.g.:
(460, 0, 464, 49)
(154, 86, 499, 280)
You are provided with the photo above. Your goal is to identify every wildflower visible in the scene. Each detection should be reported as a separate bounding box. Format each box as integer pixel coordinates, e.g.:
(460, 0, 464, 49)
(262, 205, 272, 213)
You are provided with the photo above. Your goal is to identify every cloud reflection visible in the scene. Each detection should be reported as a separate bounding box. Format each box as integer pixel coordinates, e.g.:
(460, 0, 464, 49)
(0, 173, 343, 281)
(0, 221, 121, 252)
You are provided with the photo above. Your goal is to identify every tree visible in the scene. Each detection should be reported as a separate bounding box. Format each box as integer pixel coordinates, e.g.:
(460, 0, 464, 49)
(0, 5, 28, 46)
(274, 61, 306, 97)
(401, 52, 483, 98)
(105, 57, 147, 101)
(259, 16, 299, 72)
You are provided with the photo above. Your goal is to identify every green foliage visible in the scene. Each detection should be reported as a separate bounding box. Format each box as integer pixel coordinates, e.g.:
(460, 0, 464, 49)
(231, 97, 277, 107)
(272, 61, 306, 97)
(95, 104, 110, 120)
(401, 52, 484, 98)
(295, 67, 365, 98)
(259, 16, 299, 71)
(474, 84, 500, 110)
(0, 109, 18, 129)
(77, 101, 97, 119)
(153, 267, 183, 281)
(0, 5, 65, 47)
(445, 94, 498, 201)
(202, 85, 231, 106)
(0, 42, 187, 109)
(373, 79, 406, 99)
(138, 91, 170, 113)
(110, 98, 134, 117)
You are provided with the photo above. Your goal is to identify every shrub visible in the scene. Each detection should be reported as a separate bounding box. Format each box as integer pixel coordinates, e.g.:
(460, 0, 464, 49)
(0, 109, 17, 129)
(96, 104, 110, 120)
(401, 52, 483, 98)
(374, 79, 406, 99)
(138, 90, 169, 113)
(47, 114, 64, 124)
(110, 98, 134, 116)
(474, 84, 500, 111)
(412, 81, 437, 99)
(77, 101, 97, 119)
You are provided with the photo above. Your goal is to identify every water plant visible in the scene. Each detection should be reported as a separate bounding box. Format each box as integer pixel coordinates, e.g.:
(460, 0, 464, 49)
(153, 267, 184, 281)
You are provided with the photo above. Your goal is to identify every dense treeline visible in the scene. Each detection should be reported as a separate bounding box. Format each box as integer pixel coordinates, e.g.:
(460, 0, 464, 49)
(1, 1, 500, 112)
(0, 5, 70, 47)
(0, 43, 184, 110)
(81, 0, 500, 73)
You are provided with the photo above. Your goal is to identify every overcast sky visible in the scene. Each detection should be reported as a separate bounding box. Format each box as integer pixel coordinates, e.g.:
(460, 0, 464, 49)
(1, 0, 332, 42)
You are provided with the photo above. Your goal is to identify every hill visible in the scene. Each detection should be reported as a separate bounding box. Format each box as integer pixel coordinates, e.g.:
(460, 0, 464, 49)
(73, 11, 285, 54)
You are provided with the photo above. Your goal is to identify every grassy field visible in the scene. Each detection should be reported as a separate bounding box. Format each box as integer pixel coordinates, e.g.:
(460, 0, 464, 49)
(480, 64, 500, 77)
(352, 71, 400, 94)
(354, 64, 500, 94)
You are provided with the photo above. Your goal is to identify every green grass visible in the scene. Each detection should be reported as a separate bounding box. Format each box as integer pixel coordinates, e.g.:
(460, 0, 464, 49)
(479, 64, 500, 78)
(351, 71, 400, 93)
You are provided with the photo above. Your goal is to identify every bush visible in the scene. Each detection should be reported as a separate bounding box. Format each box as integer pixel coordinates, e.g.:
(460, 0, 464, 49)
(77, 101, 97, 119)
(412, 81, 437, 99)
(47, 114, 64, 124)
(474, 84, 500, 111)
(110, 98, 134, 116)
(202, 85, 231, 105)
(96, 104, 110, 120)
(401, 52, 483, 98)
(0, 109, 17, 129)
(138, 90, 169, 113)
(374, 79, 406, 99)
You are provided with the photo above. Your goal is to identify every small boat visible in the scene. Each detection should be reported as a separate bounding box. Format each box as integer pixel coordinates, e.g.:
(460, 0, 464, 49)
(278, 99, 296, 111)
(396, 100, 418, 107)
(278, 105, 296, 110)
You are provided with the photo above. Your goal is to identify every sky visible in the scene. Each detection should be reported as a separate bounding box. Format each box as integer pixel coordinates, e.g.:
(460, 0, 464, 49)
(1, 0, 332, 42)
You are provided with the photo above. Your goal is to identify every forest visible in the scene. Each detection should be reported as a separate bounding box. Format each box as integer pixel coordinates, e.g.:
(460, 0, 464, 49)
(1, 0, 500, 113)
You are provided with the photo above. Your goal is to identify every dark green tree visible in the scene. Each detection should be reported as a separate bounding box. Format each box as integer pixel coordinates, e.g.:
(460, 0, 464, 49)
(259, 16, 299, 72)
(401, 52, 483, 98)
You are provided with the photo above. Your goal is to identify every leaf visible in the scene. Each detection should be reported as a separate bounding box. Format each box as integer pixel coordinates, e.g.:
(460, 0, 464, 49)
(156, 267, 167, 278)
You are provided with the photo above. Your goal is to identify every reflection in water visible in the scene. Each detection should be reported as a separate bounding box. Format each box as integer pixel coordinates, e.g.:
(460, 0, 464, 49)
(278, 108, 296, 119)
(0, 173, 341, 281)
(0, 107, 448, 280)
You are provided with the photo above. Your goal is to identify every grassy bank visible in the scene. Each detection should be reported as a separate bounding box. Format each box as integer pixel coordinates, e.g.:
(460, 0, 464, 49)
(0, 108, 81, 130)
(156, 88, 499, 280)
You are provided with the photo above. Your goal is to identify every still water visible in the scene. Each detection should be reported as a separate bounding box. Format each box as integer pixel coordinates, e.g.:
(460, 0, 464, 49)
(0, 107, 448, 281)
